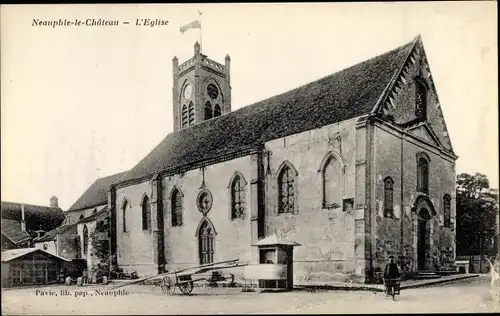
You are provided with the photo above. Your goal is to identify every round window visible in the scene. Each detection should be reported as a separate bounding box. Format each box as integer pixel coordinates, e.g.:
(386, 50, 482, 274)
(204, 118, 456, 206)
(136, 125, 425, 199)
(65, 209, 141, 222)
(206, 84, 219, 99)
(197, 190, 213, 215)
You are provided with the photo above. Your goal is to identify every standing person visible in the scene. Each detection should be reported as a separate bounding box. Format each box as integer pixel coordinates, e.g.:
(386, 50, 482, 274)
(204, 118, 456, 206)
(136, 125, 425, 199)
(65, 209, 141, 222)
(384, 256, 400, 295)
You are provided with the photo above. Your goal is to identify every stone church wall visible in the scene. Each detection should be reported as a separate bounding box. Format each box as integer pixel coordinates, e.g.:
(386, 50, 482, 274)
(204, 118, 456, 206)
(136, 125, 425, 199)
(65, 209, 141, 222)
(63, 204, 106, 225)
(264, 117, 360, 284)
(372, 123, 456, 275)
(116, 155, 252, 278)
(115, 181, 156, 276)
(161, 155, 252, 278)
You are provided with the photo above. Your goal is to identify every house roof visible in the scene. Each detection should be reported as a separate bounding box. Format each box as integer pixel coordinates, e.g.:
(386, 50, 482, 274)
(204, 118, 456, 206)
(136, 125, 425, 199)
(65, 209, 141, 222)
(1, 219, 31, 244)
(67, 171, 128, 212)
(33, 224, 77, 243)
(77, 207, 108, 224)
(1, 248, 70, 263)
(1, 201, 65, 233)
(118, 37, 417, 185)
(252, 233, 302, 247)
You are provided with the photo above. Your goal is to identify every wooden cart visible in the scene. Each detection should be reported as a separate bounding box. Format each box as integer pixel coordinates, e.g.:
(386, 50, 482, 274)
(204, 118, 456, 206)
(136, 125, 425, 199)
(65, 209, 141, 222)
(160, 258, 245, 295)
(111, 258, 246, 295)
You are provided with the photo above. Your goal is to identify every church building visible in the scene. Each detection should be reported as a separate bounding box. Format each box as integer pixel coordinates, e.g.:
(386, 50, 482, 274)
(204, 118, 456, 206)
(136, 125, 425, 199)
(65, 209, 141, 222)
(109, 35, 457, 284)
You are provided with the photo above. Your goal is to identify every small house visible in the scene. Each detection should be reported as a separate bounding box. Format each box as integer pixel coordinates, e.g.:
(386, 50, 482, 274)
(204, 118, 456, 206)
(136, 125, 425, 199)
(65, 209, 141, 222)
(33, 224, 80, 260)
(1, 219, 31, 250)
(1, 248, 70, 287)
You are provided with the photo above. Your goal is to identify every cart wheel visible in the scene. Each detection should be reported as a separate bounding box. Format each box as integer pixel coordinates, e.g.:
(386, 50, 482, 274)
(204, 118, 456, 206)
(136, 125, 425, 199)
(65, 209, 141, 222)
(161, 276, 175, 295)
(179, 281, 194, 295)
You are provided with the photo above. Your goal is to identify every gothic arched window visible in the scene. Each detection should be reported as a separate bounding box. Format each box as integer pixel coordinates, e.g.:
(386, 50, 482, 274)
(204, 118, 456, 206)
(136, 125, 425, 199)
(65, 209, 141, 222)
(415, 78, 427, 119)
(417, 153, 430, 194)
(231, 175, 245, 220)
(323, 156, 342, 208)
(181, 104, 188, 128)
(79, 214, 84, 221)
(443, 194, 451, 228)
(83, 225, 88, 255)
(204, 101, 213, 120)
(122, 200, 128, 232)
(214, 104, 222, 118)
(188, 102, 195, 126)
(278, 163, 296, 214)
(171, 188, 183, 227)
(141, 195, 151, 231)
(384, 177, 394, 218)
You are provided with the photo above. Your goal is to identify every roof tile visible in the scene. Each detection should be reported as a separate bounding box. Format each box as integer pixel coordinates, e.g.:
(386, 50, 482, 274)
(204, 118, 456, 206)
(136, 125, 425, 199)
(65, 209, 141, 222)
(67, 172, 127, 212)
(119, 38, 416, 184)
(1, 219, 31, 244)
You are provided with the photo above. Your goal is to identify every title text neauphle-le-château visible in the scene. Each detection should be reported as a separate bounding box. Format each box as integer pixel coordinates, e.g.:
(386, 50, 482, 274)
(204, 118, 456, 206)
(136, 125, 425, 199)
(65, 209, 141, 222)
(32, 18, 169, 28)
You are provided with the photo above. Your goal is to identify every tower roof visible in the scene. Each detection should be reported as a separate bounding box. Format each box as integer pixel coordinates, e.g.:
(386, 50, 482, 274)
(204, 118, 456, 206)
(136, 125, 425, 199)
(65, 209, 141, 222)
(118, 37, 418, 185)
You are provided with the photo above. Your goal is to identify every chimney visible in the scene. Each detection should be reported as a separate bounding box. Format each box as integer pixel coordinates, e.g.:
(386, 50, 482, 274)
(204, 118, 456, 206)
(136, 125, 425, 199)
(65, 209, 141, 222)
(50, 195, 59, 208)
(21, 204, 26, 232)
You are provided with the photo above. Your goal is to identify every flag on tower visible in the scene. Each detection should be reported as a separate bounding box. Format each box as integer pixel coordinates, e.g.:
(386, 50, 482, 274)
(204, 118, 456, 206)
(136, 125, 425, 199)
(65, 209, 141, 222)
(180, 20, 201, 34)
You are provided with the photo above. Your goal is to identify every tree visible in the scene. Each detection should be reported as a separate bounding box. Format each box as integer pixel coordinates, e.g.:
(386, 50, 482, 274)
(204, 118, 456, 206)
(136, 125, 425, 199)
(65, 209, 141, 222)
(89, 216, 111, 282)
(456, 173, 499, 259)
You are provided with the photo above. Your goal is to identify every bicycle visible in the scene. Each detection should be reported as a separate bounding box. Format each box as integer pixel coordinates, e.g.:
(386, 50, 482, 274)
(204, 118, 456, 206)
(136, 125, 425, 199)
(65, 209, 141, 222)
(383, 278, 401, 301)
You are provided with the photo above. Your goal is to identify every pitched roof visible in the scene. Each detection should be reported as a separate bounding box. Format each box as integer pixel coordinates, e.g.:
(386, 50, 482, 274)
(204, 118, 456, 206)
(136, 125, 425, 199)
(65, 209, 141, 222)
(252, 233, 302, 247)
(77, 207, 108, 224)
(33, 224, 77, 243)
(119, 37, 417, 185)
(1, 202, 65, 233)
(1, 248, 70, 263)
(67, 171, 128, 212)
(1, 219, 31, 244)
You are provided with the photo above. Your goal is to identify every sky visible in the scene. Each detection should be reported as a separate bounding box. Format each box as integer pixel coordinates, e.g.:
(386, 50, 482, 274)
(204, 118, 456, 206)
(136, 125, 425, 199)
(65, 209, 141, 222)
(1, 2, 498, 210)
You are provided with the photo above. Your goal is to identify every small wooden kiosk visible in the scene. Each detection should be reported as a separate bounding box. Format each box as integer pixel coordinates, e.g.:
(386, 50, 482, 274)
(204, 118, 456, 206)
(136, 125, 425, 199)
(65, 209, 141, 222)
(244, 233, 301, 291)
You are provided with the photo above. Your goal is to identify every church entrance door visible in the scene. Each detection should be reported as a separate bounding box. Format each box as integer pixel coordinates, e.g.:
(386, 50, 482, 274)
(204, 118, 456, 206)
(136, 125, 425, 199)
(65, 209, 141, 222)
(198, 220, 215, 264)
(417, 208, 430, 270)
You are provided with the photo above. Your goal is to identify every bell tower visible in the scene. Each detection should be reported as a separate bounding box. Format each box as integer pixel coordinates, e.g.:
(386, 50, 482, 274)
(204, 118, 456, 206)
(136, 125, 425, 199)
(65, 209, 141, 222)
(172, 42, 232, 131)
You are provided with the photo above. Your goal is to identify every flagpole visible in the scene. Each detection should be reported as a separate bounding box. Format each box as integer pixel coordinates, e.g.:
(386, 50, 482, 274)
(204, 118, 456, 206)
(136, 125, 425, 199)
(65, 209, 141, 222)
(198, 10, 203, 54)
(200, 23, 203, 54)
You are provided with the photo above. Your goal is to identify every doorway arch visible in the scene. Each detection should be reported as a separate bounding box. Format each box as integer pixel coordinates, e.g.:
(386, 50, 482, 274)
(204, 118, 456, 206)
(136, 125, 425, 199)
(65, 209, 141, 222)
(196, 219, 216, 264)
(417, 208, 431, 270)
(412, 195, 436, 271)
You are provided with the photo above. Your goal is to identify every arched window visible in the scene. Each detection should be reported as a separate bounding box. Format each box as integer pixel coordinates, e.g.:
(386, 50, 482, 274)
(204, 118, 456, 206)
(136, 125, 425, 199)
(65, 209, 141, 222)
(83, 225, 88, 255)
(141, 195, 151, 231)
(231, 175, 245, 219)
(443, 194, 451, 228)
(323, 156, 342, 208)
(198, 220, 215, 264)
(415, 78, 427, 119)
(79, 214, 84, 221)
(204, 101, 213, 120)
(384, 177, 394, 218)
(278, 164, 296, 214)
(171, 188, 183, 227)
(93, 208, 97, 214)
(417, 154, 429, 193)
(122, 200, 128, 232)
(214, 104, 221, 118)
(181, 104, 188, 128)
(188, 102, 195, 126)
